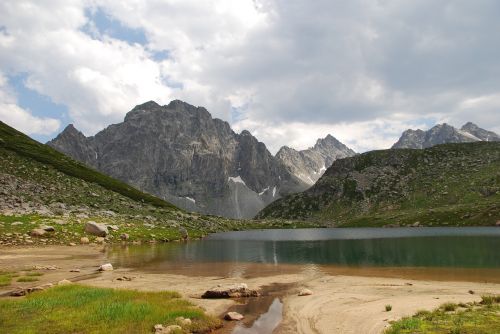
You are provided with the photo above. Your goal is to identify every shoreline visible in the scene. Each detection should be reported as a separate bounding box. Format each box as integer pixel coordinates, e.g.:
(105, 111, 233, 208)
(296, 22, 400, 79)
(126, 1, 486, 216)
(1, 245, 499, 334)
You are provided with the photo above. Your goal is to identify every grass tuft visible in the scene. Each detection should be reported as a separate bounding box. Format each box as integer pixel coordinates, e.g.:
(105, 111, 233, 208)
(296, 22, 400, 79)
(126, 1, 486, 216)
(385, 304, 392, 312)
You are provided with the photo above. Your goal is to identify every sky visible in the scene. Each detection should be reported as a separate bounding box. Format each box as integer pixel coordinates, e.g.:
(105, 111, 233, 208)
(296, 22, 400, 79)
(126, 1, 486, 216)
(1, 0, 499, 153)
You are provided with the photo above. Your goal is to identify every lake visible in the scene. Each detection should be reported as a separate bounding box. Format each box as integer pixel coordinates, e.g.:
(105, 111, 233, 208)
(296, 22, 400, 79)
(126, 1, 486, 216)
(107, 227, 500, 282)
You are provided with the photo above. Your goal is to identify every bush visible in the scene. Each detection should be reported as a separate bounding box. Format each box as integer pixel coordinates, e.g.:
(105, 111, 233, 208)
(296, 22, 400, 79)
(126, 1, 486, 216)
(385, 304, 392, 312)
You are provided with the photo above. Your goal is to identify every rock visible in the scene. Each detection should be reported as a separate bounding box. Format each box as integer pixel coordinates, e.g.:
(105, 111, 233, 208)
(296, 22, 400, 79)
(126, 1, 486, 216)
(120, 233, 130, 240)
(41, 225, 55, 232)
(57, 279, 72, 285)
(496, 221, 500, 227)
(116, 276, 133, 281)
(175, 317, 192, 326)
(30, 228, 46, 237)
(80, 237, 90, 244)
(224, 312, 244, 321)
(298, 288, 313, 296)
(11, 221, 23, 226)
(70, 269, 81, 272)
(153, 324, 182, 334)
(95, 237, 105, 244)
(84, 221, 108, 237)
(33, 265, 59, 270)
(179, 227, 188, 240)
(68, 242, 77, 246)
(411, 222, 420, 227)
(98, 263, 113, 271)
(108, 224, 119, 231)
(202, 283, 259, 299)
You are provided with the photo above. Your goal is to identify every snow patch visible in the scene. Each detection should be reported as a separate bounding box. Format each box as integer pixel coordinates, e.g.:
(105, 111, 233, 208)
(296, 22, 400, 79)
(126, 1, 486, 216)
(228, 176, 247, 186)
(272, 186, 277, 197)
(259, 186, 270, 196)
(185, 197, 196, 204)
(457, 129, 481, 141)
(319, 165, 326, 173)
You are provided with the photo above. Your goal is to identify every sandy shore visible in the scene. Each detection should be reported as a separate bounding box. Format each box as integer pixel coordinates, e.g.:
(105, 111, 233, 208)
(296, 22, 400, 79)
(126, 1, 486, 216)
(1, 246, 499, 334)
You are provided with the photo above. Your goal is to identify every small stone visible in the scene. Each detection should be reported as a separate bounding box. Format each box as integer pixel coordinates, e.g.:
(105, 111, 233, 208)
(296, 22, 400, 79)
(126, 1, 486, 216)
(175, 317, 192, 326)
(80, 237, 90, 244)
(120, 233, 129, 240)
(11, 221, 23, 226)
(57, 279, 72, 285)
(98, 263, 113, 271)
(30, 228, 46, 237)
(42, 225, 55, 232)
(108, 225, 119, 231)
(496, 221, 500, 227)
(298, 288, 313, 296)
(68, 242, 77, 246)
(95, 237, 105, 244)
(70, 269, 81, 273)
(224, 312, 244, 321)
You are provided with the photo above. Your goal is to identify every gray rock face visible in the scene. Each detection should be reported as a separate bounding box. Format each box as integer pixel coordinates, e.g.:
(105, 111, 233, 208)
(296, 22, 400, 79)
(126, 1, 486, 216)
(392, 123, 499, 149)
(48, 100, 311, 218)
(276, 135, 356, 185)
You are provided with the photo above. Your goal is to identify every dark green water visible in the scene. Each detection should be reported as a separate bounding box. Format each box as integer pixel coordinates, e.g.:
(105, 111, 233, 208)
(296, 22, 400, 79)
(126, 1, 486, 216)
(108, 227, 500, 270)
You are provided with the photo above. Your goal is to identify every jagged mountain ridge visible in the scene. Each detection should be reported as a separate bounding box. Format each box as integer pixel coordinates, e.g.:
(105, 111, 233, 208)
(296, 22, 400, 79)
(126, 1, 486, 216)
(275, 135, 356, 185)
(392, 122, 500, 149)
(48, 100, 354, 219)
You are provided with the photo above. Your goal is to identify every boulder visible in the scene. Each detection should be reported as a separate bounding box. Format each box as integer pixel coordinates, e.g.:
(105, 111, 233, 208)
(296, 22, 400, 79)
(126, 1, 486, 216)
(95, 237, 105, 244)
(179, 227, 188, 240)
(496, 220, 500, 227)
(30, 228, 46, 237)
(202, 283, 259, 299)
(298, 288, 313, 296)
(108, 224, 119, 231)
(154, 324, 182, 334)
(80, 237, 90, 244)
(84, 221, 108, 237)
(98, 263, 113, 271)
(224, 312, 244, 321)
(120, 233, 130, 240)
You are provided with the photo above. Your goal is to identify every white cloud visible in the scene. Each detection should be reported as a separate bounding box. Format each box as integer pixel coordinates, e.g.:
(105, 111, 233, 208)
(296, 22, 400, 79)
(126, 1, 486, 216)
(0, 73, 60, 135)
(0, 0, 499, 149)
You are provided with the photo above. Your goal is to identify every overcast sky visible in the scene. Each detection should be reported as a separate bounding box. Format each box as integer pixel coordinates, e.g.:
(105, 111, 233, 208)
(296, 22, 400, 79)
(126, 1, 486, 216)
(1, 0, 499, 153)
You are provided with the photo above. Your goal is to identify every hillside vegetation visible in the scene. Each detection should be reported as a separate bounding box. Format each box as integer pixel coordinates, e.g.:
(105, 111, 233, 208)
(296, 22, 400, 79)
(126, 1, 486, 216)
(257, 142, 500, 227)
(0, 121, 314, 246)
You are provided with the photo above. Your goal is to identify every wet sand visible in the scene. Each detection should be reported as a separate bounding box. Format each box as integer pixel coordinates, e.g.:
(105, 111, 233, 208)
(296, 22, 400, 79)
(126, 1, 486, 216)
(1, 245, 499, 334)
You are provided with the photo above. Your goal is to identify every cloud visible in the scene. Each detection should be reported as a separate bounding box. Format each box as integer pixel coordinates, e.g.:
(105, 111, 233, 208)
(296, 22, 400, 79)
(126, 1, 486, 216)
(0, 72, 60, 135)
(0, 0, 499, 150)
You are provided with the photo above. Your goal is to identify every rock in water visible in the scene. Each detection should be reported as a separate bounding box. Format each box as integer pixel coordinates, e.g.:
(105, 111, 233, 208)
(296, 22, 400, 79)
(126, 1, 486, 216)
(202, 283, 259, 298)
(179, 227, 188, 240)
(84, 221, 108, 237)
(224, 312, 244, 321)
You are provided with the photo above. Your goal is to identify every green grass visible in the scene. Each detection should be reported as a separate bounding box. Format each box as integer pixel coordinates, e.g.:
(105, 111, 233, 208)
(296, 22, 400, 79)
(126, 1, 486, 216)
(0, 121, 178, 210)
(0, 284, 221, 334)
(25, 272, 44, 277)
(385, 296, 500, 334)
(16, 276, 40, 283)
(0, 271, 16, 287)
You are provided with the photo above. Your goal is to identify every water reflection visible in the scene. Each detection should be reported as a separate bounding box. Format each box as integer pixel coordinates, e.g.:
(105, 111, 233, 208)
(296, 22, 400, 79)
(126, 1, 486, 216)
(232, 298, 283, 334)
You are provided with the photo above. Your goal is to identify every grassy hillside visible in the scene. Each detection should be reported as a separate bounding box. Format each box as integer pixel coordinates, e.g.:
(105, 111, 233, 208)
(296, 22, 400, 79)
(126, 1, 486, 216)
(0, 121, 177, 209)
(0, 121, 316, 246)
(257, 142, 500, 227)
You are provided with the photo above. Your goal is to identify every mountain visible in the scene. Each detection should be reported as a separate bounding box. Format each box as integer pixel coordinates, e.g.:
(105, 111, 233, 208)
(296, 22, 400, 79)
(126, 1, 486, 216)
(275, 135, 356, 185)
(392, 122, 500, 149)
(257, 142, 500, 227)
(48, 100, 314, 219)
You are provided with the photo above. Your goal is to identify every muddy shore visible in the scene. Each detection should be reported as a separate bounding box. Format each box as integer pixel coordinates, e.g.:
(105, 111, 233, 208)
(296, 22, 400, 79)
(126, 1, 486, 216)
(1, 245, 499, 334)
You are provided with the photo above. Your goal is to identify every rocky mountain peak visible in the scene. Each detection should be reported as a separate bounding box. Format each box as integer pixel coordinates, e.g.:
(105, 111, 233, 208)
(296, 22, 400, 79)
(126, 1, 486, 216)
(47, 100, 309, 219)
(392, 122, 499, 149)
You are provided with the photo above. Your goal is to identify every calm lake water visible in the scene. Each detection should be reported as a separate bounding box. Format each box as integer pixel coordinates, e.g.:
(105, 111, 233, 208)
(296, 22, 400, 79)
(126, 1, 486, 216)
(107, 227, 500, 282)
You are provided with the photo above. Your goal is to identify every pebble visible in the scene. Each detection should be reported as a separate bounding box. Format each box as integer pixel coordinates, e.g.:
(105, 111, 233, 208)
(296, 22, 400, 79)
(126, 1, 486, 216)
(298, 288, 313, 296)
(224, 312, 244, 321)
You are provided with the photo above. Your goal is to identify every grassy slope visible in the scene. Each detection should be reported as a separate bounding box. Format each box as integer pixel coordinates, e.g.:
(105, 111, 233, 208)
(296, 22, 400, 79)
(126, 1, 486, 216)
(0, 284, 221, 334)
(386, 296, 500, 334)
(0, 121, 177, 209)
(258, 142, 500, 227)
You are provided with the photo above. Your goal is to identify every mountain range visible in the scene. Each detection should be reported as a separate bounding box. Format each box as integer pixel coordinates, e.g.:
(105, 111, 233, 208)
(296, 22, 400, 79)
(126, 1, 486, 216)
(48, 100, 355, 218)
(392, 122, 500, 149)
